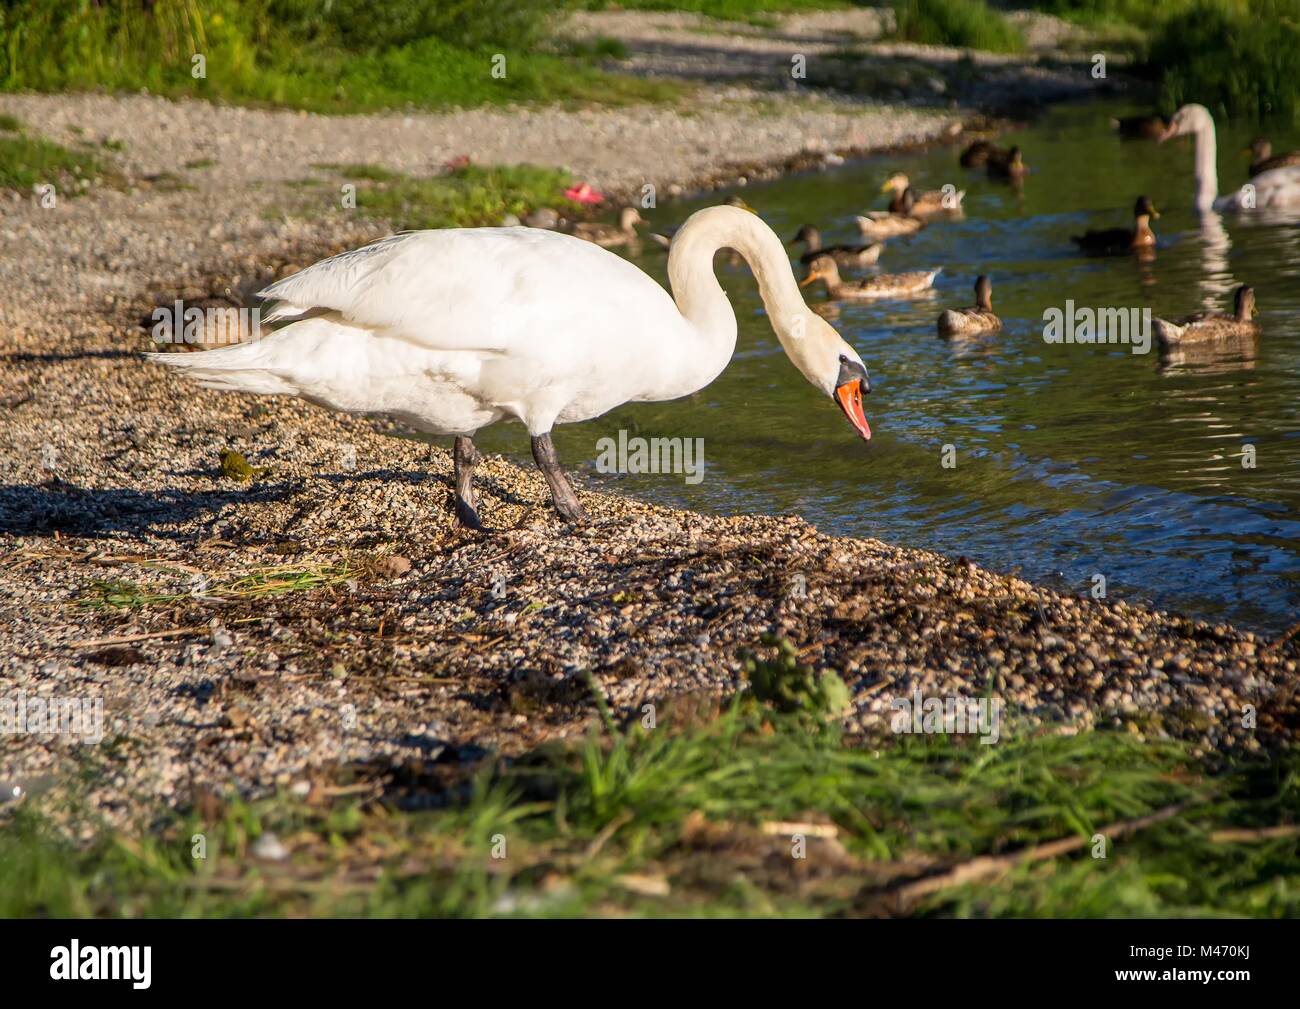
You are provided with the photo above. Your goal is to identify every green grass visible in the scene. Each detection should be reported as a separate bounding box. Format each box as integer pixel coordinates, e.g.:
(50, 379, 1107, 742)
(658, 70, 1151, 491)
(303, 163, 583, 230)
(891, 0, 1025, 53)
(311, 162, 401, 182)
(78, 564, 355, 610)
(5, 659, 1297, 917)
(0, 131, 107, 193)
(0, 0, 686, 112)
(572, 0, 851, 21)
(1148, 0, 1300, 121)
(0, 112, 22, 132)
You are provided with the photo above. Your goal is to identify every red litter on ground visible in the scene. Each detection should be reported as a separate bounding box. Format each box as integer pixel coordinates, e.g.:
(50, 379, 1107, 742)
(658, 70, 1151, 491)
(564, 183, 604, 204)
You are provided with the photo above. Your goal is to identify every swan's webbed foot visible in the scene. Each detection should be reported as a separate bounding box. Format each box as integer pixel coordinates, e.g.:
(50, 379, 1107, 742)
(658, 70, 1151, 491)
(530, 432, 588, 524)
(453, 435, 483, 530)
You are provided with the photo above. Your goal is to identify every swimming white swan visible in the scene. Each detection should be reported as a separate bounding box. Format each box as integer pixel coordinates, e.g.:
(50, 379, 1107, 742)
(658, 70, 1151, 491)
(1161, 103, 1300, 213)
(146, 205, 873, 528)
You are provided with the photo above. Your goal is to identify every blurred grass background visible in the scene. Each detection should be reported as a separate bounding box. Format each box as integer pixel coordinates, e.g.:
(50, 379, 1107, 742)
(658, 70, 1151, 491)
(0, 1, 1296, 117)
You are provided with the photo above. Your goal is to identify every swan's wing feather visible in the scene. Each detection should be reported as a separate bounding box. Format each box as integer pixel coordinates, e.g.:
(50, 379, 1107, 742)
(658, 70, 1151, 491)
(256, 228, 678, 354)
(258, 232, 423, 318)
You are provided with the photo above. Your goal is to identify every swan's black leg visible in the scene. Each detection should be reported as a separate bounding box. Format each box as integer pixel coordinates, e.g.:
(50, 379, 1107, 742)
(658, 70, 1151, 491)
(453, 435, 483, 529)
(530, 433, 587, 524)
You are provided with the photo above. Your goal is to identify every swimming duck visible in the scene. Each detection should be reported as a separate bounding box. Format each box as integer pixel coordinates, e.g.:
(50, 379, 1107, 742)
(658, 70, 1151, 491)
(1153, 285, 1260, 346)
(147, 206, 874, 528)
(789, 225, 883, 267)
(959, 140, 995, 167)
(1110, 114, 1169, 140)
(1247, 138, 1300, 178)
(937, 275, 1001, 337)
(855, 189, 925, 239)
(986, 145, 1028, 180)
(801, 255, 940, 300)
(572, 206, 645, 248)
(1162, 104, 1300, 211)
(881, 172, 964, 216)
(1071, 196, 1159, 256)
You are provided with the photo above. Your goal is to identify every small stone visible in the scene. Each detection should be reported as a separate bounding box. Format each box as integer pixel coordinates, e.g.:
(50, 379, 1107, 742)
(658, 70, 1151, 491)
(251, 833, 288, 861)
(375, 554, 411, 578)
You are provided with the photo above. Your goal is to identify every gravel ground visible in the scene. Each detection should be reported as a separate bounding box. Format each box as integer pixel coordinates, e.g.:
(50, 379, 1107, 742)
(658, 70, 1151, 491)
(2, 15, 1293, 830)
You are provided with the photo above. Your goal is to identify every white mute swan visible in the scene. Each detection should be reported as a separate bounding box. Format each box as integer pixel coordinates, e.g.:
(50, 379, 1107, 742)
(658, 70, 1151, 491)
(1161, 103, 1300, 212)
(146, 205, 873, 528)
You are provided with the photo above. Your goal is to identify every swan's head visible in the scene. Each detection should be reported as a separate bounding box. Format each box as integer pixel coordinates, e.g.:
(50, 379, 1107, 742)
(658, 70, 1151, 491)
(781, 302, 872, 441)
(881, 172, 910, 194)
(1161, 104, 1213, 142)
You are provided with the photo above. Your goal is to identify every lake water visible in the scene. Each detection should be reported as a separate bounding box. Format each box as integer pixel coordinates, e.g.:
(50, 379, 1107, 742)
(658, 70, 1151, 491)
(472, 101, 1300, 632)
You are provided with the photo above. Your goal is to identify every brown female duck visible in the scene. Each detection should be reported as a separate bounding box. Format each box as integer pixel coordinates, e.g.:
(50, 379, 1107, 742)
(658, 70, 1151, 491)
(937, 275, 1001, 337)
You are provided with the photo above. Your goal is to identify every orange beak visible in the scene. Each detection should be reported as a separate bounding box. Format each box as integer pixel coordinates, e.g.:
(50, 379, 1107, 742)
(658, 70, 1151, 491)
(835, 378, 871, 440)
(799, 273, 819, 288)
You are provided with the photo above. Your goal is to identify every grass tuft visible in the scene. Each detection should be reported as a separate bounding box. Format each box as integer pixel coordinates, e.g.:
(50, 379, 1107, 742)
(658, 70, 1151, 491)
(310, 163, 583, 230)
(890, 0, 1025, 54)
(0, 132, 106, 194)
(78, 564, 355, 610)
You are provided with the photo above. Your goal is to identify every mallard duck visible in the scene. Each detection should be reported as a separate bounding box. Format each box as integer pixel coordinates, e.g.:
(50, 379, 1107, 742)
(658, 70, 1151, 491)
(986, 145, 1028, 180)
(937, 275, 1001, 337)
(572, 207, 645, 248)
(1071, 196, 1158, 256)
(801, 255, 939, 300)
(1162, 104, 1300, 211)
(855, 189, 925, 239)
(881, 172, 964, 216)
(1154, 285, 1260, 346)
(789, 225, 882, 267)
(1110, 114, 1169, 140)
(1247, 138, 1300, 178)
(959, 140, 995, 167)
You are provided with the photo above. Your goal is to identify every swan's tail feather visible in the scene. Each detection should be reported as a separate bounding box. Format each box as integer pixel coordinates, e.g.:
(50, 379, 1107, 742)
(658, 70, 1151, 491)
(144, 342, 297, 396)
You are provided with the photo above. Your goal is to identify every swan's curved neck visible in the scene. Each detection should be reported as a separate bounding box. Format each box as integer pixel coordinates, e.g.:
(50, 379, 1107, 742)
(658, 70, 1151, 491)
(667, 206, 810, 372)
(1190, 118, 1220, 212)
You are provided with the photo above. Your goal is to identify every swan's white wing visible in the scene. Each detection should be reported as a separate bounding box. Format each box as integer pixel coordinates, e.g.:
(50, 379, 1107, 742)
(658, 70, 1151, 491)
(257, 228, 678, 354)
(258, 232, 418, 322)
